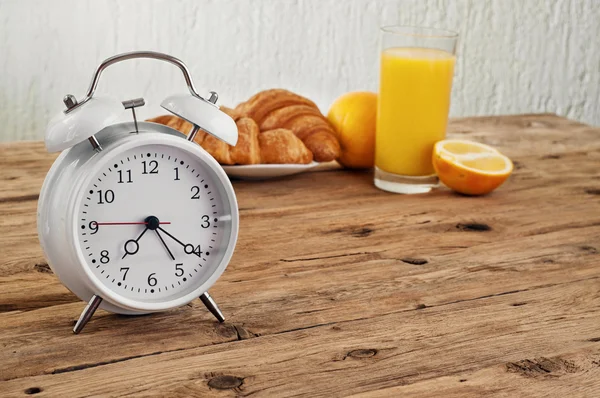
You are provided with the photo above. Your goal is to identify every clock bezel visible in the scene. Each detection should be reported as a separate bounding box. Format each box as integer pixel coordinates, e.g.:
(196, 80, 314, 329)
(67, 132, 239, 312)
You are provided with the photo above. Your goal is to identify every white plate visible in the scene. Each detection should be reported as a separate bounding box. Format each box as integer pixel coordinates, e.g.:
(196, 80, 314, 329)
(223, 162, 321, 180)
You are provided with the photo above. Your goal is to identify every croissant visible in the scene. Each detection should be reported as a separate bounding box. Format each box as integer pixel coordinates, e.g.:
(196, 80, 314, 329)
(235, 89, 318, 123)
(235, 89, 341, 162)
(259, 104, 341, 162)
(147, 115, 312, 165)
(219, 106, 242, 121)
(148, 114, 193, 133)
(259, 129, 313, 164)
(197, 117, 261, 165)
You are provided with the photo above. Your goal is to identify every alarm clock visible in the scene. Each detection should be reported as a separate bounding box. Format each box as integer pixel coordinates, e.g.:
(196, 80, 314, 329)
(37, 51, 239, 334)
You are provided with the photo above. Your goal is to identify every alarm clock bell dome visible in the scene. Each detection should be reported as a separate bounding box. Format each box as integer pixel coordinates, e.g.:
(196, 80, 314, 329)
(45, 97, 123, 153)
(161, 94, 238, 146)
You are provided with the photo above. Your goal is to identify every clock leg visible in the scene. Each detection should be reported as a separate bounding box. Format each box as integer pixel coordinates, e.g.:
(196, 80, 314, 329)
(199, 292, 225, 323)
(73, 295, 103, 334)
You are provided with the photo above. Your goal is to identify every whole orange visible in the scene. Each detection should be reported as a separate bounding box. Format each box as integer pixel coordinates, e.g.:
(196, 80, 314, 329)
(327, 92, 377, 169)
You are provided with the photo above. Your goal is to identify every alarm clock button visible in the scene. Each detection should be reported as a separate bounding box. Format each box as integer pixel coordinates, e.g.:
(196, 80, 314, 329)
(161, 94, 238, 146)
(45, 96, 123, 152)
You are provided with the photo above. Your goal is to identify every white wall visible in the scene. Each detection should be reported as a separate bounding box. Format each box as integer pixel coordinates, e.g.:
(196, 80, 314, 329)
(0, 0, 598, 142)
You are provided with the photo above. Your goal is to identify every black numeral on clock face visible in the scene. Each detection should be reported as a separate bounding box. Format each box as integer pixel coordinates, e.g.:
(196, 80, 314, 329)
(201, 215, 210, 228)
(100, 250, 110, 264)
(191, 186, 200, 199)
(142, 160, 159, 174)
(118, 169, 133, 183)
(120, 267, 129, 281)
(184, 244, 202, 256)
(147, 273, 158, 286)
(97, 190, 114, 204)
(175, 263, 184, 277)
(174, 167, 180, 181)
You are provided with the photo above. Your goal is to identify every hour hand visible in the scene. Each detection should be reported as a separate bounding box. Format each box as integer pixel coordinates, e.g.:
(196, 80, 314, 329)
(122, 226, 148, 259)
(122, 239, 140, 259)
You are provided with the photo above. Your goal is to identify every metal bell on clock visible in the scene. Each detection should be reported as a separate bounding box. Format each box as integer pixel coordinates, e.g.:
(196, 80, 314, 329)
(44, 96, 123, 153)
(161, 92, 238, 146)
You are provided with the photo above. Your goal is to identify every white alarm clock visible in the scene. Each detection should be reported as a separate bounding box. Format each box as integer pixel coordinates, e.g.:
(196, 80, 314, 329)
(37, 51, 239, 333)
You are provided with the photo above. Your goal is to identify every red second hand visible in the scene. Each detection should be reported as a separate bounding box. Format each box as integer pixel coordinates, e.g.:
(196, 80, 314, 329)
(94, 222, 171, 226)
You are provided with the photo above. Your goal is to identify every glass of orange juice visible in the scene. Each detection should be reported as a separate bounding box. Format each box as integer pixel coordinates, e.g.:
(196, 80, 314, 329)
(375, 26, 458, 194)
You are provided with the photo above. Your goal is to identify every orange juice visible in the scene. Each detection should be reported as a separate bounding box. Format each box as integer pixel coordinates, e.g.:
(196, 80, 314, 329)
(376, 47, 456, 176)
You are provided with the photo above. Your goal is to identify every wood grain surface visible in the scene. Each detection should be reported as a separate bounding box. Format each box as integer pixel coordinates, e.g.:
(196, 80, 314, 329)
(0, 114, 599, 397)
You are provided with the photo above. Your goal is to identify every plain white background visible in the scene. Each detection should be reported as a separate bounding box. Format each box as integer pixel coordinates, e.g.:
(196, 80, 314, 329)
(0, 0, 598, 142)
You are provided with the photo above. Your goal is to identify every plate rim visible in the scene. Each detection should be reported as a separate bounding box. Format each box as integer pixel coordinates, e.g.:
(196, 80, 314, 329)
(221, 161, 320, 170)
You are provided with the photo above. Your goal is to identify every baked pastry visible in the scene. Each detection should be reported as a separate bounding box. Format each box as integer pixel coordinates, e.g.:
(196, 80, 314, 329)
(197, 117, 261, 165)
(196, 130, 233, 164)
(259, 129, 313, 164)
(147, 115, 311, 165)
(259, 104, 340, 162)
(235, 89, 318, 124)
(220, 105, 242, 121)
(235, 89, 341, 162)
(148, 88, 338, 164)
(148, 114, 193, 133)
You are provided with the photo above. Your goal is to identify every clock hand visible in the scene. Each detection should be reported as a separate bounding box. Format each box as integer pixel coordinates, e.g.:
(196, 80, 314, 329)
(156, 226, 184, 246)
(154, 229, 175, 261)
(156, 226, 202, 258)
(121, 216, 168, 259)
(121, 226, 149, 259)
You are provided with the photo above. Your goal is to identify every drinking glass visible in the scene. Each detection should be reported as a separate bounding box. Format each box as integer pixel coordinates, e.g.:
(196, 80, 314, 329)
(375, 26, 458, 194)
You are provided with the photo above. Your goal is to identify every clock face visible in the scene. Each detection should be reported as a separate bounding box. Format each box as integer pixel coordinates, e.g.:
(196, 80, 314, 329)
(74, 143, 235, 303)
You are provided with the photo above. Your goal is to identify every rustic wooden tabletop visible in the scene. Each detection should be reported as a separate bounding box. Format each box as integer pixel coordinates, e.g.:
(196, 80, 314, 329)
(0, 114, 599, 397)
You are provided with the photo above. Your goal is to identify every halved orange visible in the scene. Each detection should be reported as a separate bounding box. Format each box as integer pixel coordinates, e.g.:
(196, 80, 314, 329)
(433, 139, 513, 195)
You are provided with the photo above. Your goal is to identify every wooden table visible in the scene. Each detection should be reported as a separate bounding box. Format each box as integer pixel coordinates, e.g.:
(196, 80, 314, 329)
(0, 114, 599, 397)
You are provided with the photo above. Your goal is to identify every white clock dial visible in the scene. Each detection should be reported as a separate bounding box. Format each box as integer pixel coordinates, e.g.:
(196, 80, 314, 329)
(75, 144, 232, 303)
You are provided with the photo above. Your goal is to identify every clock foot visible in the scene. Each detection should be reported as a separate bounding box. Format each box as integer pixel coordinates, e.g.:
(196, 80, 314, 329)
(73, 295, 103, 334)
(199, 292, 225, 323)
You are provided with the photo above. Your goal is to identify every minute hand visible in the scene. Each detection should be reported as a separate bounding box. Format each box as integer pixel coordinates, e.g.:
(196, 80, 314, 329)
(157, 226, 202, 258)
(154, 229, 175, 261)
